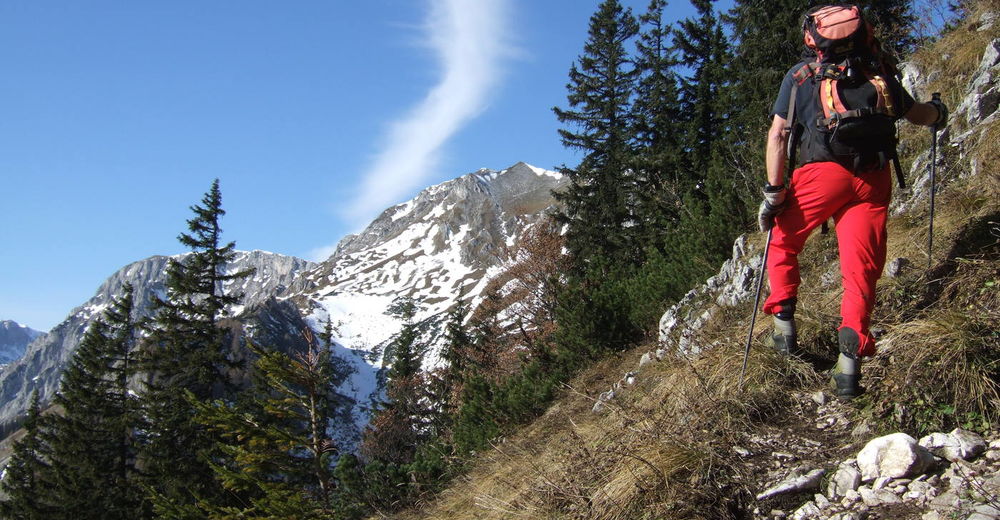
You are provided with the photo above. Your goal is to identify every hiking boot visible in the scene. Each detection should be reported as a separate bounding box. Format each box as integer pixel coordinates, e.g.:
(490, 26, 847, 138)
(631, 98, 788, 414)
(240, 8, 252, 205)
(831, 327, 863, 400)
(768, 317, 798, 356)
(831, 370, 862, 400)
(768, 299, 798, 356)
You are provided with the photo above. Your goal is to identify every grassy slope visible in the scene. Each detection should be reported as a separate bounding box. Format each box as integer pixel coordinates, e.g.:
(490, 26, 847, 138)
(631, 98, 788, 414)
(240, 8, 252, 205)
(400, 8, 1000, 520)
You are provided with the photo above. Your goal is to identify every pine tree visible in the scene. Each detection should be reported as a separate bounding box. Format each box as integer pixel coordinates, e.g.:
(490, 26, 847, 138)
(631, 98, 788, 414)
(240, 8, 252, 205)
(361, 297, 428, 466)
(0, 392, 52, 520)
(552, 0, 641, 269)
(139, 179, 253, 511)
(674, 0, 729, 186)
(42, 286, 146, 520)
(631, 0, 685, 248)
(181, 337, 344, 519)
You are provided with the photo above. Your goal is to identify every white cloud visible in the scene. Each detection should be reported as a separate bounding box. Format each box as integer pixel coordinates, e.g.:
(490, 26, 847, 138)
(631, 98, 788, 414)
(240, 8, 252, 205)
(305, 243, 340, 263)
(342, 0, 513, 227)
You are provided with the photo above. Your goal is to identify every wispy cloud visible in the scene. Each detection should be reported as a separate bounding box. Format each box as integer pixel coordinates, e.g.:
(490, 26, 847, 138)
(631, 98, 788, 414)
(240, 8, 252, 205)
(342, 0, 513, 228)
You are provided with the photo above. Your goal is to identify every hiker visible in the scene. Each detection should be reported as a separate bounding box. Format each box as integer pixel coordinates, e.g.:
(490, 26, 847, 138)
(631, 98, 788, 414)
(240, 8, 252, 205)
(758, 5, 947, 399)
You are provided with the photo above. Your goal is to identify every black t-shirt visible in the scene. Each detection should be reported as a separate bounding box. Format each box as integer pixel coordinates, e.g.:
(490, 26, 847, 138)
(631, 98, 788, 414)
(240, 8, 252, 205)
(771, 60, 916, 170)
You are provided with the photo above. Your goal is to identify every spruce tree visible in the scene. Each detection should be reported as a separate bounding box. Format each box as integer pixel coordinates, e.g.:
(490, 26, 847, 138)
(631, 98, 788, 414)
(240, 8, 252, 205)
(361, 297, 428, 466)
(42, 286, 146, 520)
(180, 339, 343, 519)
(552, 0, 641, 269)
(0, 392, 52, 520)
(139, 179, 253, 511)
(631, 0, 684, 248)
(673, 0, 729, 186)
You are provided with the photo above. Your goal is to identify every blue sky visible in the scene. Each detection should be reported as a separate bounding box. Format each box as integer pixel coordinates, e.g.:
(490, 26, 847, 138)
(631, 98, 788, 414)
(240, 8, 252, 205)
(1, 0, 728, 331)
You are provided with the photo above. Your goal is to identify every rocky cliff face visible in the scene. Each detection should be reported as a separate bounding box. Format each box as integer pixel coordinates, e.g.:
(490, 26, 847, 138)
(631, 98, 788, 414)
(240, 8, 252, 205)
(0, 321, 44, 368)
(0, 251, 314, 430)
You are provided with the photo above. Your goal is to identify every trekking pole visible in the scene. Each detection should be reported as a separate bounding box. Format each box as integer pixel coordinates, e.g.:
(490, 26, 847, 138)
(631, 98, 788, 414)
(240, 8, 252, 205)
(928, 92, 941, 269)
(739, 227, 773, 392)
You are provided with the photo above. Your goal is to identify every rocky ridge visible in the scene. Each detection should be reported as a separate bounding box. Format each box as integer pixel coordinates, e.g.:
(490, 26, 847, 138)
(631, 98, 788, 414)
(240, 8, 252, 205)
(0, 321, 44, 368)
(0, 251, 314, 432)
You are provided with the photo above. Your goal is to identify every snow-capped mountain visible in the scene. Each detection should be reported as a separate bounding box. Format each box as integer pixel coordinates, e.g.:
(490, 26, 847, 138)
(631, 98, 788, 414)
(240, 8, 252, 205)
(261, 162, 567, 441)
(0, 251, 314, 432)
(0, 162, 566, 448)
(0, 321, 45, 367)
(289, 161, 565, 364)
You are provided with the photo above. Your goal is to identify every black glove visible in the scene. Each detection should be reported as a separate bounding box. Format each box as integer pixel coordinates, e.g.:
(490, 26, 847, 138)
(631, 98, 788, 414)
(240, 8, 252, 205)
(928, 97, 948, 128)
(758, 184, 786, 232)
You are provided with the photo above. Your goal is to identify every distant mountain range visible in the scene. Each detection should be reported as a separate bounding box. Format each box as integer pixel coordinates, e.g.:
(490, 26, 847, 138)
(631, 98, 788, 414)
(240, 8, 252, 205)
(0, 321, 44, 367)
(0, 162, 567, 450)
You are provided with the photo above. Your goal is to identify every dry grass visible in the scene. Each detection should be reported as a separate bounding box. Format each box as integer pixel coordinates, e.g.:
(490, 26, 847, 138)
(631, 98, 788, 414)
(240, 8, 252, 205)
(396, 312, 821, 520)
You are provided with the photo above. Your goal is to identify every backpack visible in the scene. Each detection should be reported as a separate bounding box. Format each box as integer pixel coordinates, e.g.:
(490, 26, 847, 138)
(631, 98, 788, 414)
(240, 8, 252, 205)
(784, 4, 907, 188)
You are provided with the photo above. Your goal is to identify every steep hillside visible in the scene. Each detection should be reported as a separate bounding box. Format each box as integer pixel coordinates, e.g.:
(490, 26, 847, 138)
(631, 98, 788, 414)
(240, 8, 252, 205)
(400, 8, 1000, 520)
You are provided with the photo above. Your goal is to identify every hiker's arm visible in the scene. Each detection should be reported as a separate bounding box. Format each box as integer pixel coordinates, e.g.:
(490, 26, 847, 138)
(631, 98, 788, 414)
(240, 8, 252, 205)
(766, 114, 790, 186)
(904, 102, 944, 127)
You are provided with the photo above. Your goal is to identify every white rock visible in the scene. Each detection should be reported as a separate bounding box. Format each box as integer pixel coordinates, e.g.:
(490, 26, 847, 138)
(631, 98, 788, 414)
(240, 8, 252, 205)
(875, 488, 901, 504)
(828, 464, 862, 499)
(756, 469, 826, 500)
(858, 486, 878, 506)
(973, 504, 1000, 517)
(811, 391, 827, 406)
(638, 352, 654, 368)
(813, 493, 830, 509)
(873, 476, 892, 490)
(921, 511, 944, 520)
(791, 501, 821, 520)
(920, 429, 987, 462)
(857, 433, 936, 481)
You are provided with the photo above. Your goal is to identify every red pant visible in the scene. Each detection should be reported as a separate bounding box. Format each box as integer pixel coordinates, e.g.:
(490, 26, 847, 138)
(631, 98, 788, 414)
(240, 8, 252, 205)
(763, 161, 891, 357)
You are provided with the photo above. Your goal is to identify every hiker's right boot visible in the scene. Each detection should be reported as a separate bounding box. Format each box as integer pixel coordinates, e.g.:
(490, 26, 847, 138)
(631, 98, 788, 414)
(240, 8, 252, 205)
(768, 299, 798, 357)
(831, 327, 863, 400)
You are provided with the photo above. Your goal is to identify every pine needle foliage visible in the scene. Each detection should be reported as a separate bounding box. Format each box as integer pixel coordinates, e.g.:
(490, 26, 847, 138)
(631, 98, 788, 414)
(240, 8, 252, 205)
(41, 286, 147, 520)
(0, 393, 52, 520)
(138, 179, 254, 512)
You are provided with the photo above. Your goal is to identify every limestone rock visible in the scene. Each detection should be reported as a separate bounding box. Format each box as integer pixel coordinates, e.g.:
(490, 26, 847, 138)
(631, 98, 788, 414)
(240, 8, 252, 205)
(919, 429, 987, 462)
(757, 469, 826, 501)
(828, 463, 862, 499)
(791, 501, 820, 520)
(857, 433, 936, 481)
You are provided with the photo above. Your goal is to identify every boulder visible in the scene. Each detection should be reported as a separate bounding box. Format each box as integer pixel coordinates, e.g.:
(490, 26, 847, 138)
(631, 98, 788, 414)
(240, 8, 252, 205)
(919, 429, 987, 462)
(827, 463, 862, 499)
(857, 433, 936, 481)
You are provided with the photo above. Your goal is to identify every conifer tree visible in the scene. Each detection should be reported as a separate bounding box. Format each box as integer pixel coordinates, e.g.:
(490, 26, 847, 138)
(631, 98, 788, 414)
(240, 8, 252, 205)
(552, 0, 641, 269)
(674, 0, 729, 185)
(139, 179, 253, 511)
(0, 392, 52, 520)
(631, 0, 684, 247)
(361, 297, 428, 466)
(180, 337, 343, 519)
(42, 286, 146, 520)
